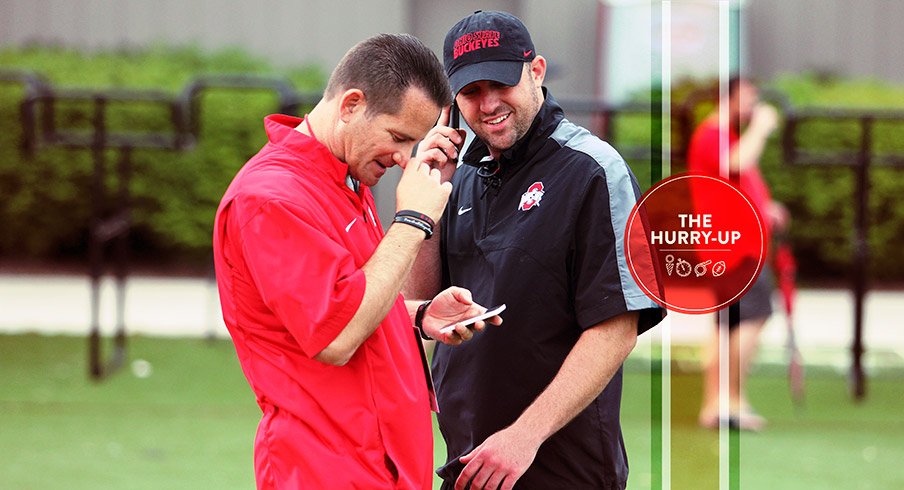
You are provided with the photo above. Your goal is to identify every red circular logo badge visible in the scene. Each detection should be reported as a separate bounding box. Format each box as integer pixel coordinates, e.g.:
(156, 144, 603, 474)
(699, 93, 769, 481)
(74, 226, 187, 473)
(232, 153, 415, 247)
(624, 173, 766, 314)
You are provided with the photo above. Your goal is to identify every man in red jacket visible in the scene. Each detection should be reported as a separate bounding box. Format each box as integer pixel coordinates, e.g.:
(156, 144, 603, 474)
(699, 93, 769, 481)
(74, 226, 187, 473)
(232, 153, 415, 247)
(213, 33, 497, 489)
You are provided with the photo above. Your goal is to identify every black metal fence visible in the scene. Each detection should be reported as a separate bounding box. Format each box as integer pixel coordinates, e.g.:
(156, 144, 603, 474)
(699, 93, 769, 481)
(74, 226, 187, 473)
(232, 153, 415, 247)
(0, 71, 316, 380)
(2, 70, 902, 397)
(779, 107, 904, 399)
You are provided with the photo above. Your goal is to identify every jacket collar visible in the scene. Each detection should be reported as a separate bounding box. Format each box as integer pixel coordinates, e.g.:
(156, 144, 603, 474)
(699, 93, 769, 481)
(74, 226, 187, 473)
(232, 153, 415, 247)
(264, 114, 350, 186)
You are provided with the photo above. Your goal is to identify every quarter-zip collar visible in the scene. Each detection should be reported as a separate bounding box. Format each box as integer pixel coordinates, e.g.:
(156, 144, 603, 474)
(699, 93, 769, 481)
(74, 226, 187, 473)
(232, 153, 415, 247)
(264, 114, 351, 187)
(264, 114, 375, 225)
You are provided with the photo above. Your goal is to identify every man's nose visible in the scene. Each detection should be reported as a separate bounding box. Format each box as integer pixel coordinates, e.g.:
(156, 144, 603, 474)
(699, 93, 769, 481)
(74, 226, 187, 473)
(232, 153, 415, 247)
(479, 90, 501, 115)
(393, 151, 408, 168)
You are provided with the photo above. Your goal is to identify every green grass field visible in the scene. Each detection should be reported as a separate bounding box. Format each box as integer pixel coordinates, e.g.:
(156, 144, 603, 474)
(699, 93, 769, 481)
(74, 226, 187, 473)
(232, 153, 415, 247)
(2, 333, 902, 489)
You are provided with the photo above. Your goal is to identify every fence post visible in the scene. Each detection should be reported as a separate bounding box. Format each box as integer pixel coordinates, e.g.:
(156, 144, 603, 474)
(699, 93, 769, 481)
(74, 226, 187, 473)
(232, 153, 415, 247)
(851, 116, 872, 400)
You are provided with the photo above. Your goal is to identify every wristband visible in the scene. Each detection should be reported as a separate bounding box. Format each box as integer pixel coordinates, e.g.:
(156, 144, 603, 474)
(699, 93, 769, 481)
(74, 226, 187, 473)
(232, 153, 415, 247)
(393, 214, 433, 239)
(395, 210, 436, 230)
(414, 300, 432, 340)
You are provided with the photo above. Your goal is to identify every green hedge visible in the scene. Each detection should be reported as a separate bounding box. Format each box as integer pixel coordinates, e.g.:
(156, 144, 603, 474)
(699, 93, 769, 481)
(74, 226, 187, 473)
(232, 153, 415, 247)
(763, 75, 904, 282)
(2, 47, 903, 281)
(0, 45, 324, 265)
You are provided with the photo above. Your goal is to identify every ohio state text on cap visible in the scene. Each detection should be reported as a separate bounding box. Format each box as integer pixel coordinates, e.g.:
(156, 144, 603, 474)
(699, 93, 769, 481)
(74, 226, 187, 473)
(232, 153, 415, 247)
(443, 10, 536, 95)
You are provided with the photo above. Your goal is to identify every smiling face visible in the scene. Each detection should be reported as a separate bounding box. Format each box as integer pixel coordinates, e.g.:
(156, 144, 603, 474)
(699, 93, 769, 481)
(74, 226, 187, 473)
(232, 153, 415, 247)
(337, 86, 441, 187)
(455, 57, 546, 159)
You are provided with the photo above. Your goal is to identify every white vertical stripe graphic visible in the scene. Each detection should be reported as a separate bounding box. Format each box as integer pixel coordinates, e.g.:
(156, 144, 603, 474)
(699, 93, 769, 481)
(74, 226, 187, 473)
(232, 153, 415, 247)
(719, 2, 731, 181)
(718, 5, 732, 490)
(661, 2, 672, 490)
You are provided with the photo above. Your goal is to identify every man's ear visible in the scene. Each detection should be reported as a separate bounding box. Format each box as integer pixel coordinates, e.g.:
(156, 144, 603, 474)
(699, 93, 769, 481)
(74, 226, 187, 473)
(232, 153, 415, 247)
(338, 89, 366, 123)
(530, 56, 547, 86)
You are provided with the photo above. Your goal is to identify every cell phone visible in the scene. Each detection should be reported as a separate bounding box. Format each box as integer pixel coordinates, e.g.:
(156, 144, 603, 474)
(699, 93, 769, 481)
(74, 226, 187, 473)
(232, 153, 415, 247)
(448, 102, 463, 165)
(450, 102, 460, 129)
(439, 304, 506, 335)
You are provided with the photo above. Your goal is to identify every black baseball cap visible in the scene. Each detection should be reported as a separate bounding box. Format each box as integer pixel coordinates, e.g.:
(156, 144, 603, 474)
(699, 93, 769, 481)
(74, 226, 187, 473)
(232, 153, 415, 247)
(443, 10, 536, 96)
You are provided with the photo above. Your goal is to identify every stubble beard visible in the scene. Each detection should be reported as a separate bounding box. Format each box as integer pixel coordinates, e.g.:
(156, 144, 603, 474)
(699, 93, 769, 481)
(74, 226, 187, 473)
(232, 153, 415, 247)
(477, 85, 541, 157)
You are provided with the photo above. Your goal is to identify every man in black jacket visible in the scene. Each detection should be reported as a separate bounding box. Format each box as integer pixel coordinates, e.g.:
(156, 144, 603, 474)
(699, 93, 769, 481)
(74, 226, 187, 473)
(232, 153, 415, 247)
(407, 10, 664, 490)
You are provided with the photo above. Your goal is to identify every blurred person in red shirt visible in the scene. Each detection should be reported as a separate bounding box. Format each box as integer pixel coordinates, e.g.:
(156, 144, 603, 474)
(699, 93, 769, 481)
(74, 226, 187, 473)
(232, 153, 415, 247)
(687, 77, 790, 431)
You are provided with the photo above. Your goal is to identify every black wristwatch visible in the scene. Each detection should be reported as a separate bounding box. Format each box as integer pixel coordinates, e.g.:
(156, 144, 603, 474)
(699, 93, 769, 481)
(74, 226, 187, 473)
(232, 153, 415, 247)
(414, 300, 432, 340)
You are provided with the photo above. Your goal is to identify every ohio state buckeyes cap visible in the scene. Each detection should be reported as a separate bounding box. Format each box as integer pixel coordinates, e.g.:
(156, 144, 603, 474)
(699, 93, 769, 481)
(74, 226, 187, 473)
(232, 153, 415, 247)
(444, 10, 536, 95)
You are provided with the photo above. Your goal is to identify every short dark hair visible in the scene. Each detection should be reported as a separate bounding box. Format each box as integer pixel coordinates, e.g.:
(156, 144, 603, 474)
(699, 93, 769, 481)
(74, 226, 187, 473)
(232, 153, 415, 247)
(325, 33, 452, 116)
(728, 75, 759, 96)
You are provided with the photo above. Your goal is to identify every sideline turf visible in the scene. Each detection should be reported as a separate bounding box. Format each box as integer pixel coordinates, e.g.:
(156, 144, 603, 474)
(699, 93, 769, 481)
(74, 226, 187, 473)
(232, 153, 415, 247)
(1, 334, 258, 489)
(2, 334, 902, 489)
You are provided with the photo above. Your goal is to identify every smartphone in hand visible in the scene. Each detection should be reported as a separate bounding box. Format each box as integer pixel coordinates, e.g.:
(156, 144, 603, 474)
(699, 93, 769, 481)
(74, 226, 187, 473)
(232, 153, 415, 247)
(439, 304, 506, 335)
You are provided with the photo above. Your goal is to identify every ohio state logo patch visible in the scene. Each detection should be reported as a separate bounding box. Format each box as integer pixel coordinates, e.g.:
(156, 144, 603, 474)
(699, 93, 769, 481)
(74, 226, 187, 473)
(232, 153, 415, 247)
(519, 182, 545, 211)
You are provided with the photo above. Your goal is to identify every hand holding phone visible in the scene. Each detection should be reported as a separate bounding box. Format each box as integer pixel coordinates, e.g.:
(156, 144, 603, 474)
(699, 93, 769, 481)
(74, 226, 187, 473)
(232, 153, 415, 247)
(439, 304, 506, 335)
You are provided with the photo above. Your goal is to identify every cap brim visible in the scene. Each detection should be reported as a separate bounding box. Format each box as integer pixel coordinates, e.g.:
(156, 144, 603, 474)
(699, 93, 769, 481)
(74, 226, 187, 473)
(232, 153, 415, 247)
(449, 60, 524, 96)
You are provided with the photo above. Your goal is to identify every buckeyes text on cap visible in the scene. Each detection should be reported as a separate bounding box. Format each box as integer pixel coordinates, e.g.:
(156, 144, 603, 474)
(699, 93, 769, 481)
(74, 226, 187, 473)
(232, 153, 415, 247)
(443, 10, 536, 96)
